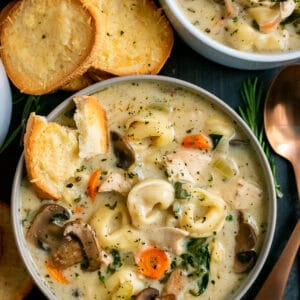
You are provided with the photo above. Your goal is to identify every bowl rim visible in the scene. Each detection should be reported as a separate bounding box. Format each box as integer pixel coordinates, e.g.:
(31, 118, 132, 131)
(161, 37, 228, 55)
(161, 0, 300, 63)
(12, 75, 277, 300)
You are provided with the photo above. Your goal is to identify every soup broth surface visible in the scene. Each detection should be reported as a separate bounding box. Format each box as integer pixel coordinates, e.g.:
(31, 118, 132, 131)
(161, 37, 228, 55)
(176, 0, 300, 53)
(20, 81, 268, 300)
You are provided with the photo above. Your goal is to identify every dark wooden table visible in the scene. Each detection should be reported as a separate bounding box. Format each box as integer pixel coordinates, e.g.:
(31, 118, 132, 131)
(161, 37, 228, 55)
(0, 1, 299, 299)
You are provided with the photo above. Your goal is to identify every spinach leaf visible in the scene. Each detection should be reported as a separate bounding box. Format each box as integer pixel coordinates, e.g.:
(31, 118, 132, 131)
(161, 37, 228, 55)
(179, 238, 210, 296)
(281, 10, 300, 26)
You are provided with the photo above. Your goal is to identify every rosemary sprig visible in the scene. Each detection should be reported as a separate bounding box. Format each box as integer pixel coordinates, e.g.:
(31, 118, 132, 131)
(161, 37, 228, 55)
(0, 91, 44, 154)
(239, 77, 282, 198)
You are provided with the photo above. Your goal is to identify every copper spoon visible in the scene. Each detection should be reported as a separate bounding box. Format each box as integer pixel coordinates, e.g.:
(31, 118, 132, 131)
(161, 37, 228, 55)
(255, 64, 300, 300)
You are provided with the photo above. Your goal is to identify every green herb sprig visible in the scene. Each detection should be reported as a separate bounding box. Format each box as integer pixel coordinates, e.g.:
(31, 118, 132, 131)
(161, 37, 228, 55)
(0, 91, 44, 154)
(238, 77, 282, 198)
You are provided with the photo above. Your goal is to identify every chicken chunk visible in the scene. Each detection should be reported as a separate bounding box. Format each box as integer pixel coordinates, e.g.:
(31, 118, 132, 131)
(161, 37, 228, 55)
(98, 170, 134, 195)
(163, 150, 212, 184)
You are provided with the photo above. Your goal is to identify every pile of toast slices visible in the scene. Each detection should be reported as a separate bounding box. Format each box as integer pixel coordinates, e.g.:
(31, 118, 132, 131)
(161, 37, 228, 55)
(0, 0, 174, 95)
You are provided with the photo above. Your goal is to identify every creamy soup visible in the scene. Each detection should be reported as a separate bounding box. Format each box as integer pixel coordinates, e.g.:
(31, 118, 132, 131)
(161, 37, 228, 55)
(176, 0, 300, 52)
(20, 81, 268, 300)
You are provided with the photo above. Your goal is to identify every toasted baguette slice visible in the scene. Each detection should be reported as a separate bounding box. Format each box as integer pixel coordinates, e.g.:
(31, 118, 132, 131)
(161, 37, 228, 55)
(0, 201, 34, 300)
(24, 113, 82, 200)
(60, 73, 94, 92)
(73, 95, 108, 159)
(0, 0, 101, 95)
(0, 1, 17, 36)
(92, 0, 174, 75)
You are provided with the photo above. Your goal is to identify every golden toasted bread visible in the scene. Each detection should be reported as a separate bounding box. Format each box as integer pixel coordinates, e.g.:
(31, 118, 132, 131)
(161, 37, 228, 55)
(0, 1, 17, 35)
(87, 67, 115, 82)
(0, 0, 102, 95)
(24, 113, 82, 200)
(73, 95, 109, 159)
(60, 73, 94, 92)
(92, 0, 174, 75)
(0, 201, 34, 300)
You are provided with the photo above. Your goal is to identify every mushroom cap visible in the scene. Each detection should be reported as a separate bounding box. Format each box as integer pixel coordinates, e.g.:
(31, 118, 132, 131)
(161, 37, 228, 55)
(234, 250, 257, 273)
(111, 131, 135, 170)
(135, 287, 159, 300)
(26, 203, 70, 248)
(235, 221, 257, 252)
(64, 219, 102, 271)
(50, 239, 83, 269)
(234, 212, 258, 273)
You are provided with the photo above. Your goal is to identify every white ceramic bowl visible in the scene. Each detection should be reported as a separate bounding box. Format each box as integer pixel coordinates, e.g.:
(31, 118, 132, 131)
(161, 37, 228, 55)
(12, 75, 276, 299)
(159, 0, 300, 70)
(0, 58, 12, 148)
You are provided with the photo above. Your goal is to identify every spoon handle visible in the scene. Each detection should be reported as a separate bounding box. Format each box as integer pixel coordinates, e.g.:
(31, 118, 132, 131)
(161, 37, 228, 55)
(255, 219, 300, 300)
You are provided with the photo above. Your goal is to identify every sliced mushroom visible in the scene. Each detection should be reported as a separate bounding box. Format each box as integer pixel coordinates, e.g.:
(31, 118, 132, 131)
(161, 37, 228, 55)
(111, 131, 135, 170)
(235, 250, 257, 273)
(229, 138, 250, 146)
(233, 212, 257, 273)
(26, 203, 70, 249)
(144, 227, 189, 255)
(50, 239, 83, 269)
(63, 219, 102, 271)
(162, 268, 186, 297)
(135, 287, 159, 300)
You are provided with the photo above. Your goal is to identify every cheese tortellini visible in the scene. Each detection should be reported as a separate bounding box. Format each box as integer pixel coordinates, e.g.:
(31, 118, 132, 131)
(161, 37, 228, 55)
(127, 179, 175, 228)
(125, 110, 174, 146)
(90, 201, 140, 251)
(178, 188, 227, 237)
(99, 267, 144, 300)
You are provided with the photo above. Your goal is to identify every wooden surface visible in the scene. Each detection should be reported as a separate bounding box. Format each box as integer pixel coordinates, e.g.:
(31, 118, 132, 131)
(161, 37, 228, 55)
(0, 1, 299, 299)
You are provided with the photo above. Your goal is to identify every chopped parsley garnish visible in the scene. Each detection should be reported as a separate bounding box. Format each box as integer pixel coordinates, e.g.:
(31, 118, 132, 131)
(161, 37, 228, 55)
(107, 249, 123, 274)
(226, 214, 234, 221)
(174, 181, 191, 199)
(97, 271, 106, 287)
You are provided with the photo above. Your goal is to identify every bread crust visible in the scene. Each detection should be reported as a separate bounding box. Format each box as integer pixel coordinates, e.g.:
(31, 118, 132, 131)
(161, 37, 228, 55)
(24, 113, 57, 199)
(60, 72, 94, 92)
(0, 1, 17, 35)
(24, 113, 82, 200)
(91, 0, 174, 75)
(0, 0, 102, 95)
(73, 95, 109, 159)
(87, 67, 115, 82)
(0, 201, 34, 300)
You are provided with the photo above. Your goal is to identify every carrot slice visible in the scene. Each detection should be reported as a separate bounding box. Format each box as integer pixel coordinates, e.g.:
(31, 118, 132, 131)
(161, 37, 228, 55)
(136, 247, 170, 279)
(45, 261, 69, 284)
(86, 169, 101, 201)
(182, 134, 211, 150)
(259, 18, 280, 32)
